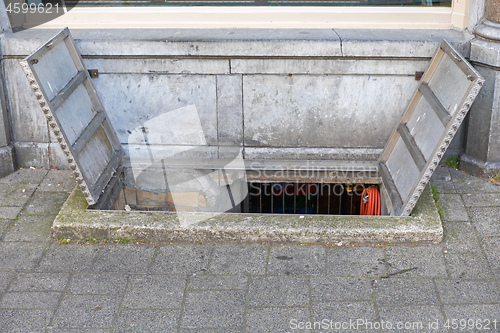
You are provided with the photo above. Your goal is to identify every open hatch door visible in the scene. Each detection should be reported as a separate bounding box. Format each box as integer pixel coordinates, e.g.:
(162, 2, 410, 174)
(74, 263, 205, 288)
(379, 40, 484, 216)
(21, 28, 123, 205)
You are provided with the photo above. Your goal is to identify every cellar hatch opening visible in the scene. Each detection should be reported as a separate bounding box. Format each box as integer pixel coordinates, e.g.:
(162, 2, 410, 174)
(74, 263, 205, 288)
(21, 28, 484, 218)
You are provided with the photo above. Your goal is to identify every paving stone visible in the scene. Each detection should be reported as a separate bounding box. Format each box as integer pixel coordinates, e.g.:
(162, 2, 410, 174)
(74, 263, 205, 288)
(93, 245, 155, 273)
(431, 166, 452, 182)
(0, 168, 48, 184)
(0, 272, 15, 291)
(468, 207, 500, 237)
(267, 245, 326, 275)
(443, 304, 500, 332)
(444, 253, 494, 279)
(46, 329, 109, 333)
(373, 278, 439, 306)
(0, 219, 12, 237)
(443, 222, 482, 252)
(378, 305, 446, 333)
(0, 242, 46, 271)
(449, 168, 476, 182)
(429, 180, 456, 194)
(246, 307, 311, 333)
(67, 273, 129, 294)
(0, 291, 61, 309)
(0, 183, 38, 207)
(385, 247, 448, 278)
(481, 238, 500, 280)
(37, 245, 99, 272)
(3, 213, 54, 242)
(178, 329, 240, 333)
(462, 193, 500, 207)
(0, 309, 52, 333)
(248, 276, 309, 306)
(0, 207, 22, 219)
(207, 245, 268, 275)
(181, 290, 246, 328)
(122, 275, 186, 309)
(436, 279, 500, 304)
(150, 245, 212, 274)
(440, 194, 469, 221)
(38, 170, 76, 193)
(326, 247, 386, 277)
(9, 272, 70, 291)
(52, 295, 120, 328)
(452, 178, 500, 194)
(312, 301, 378, 333)
(115, 309, 179, 332)
(310, 276, 372, 302)
(23, 191, 69, 216)
(188, 274, 247, 290)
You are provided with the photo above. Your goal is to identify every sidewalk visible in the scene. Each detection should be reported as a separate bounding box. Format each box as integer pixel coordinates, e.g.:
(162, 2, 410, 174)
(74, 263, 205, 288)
(0, 166, 498, 332)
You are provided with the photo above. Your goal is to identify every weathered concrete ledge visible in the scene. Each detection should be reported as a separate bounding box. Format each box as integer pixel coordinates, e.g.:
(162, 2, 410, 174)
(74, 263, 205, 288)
(53, 184, 443, 244)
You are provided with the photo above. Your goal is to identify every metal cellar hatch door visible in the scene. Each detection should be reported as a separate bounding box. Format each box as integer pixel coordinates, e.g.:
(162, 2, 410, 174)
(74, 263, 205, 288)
(21, 28, 123, 205)
(379, 40, 484, 216)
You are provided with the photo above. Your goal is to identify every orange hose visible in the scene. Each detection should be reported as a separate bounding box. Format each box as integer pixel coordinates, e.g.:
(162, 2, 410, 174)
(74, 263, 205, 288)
(360, 186, 380, 216)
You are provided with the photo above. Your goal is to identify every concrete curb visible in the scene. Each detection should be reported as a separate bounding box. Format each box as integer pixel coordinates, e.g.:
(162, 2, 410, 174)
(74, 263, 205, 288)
(52, 184, 443, 244)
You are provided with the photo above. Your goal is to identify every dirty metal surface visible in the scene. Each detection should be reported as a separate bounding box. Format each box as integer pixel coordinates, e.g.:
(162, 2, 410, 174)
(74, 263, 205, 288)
(379, 40, 484, 216)
(21, 28, 122, 205)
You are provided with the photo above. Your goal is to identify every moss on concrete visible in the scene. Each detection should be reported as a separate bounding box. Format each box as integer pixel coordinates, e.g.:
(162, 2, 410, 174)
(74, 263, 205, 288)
(53, 185, 443, 244)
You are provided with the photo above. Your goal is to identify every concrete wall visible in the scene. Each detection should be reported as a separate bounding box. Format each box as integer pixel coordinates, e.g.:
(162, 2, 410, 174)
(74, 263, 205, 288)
(0, 28, 473, 169)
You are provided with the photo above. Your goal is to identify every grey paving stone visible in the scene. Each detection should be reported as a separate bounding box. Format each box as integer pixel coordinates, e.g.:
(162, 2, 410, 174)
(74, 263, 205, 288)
(67, 273, 128, 294)
(0, 168, 48, 184)
(449, 168, 476, 182)
(373, 278, 439, 306)
(452, 178, 500, 194)
(432, 166, 452, 181)
(429, 180, 456, 194)
(122, 275, 186, 309)
(37, 245, 100, 272)
(0, 272, 15, 291)
(0, 242, 46, 271)
(188, 274, 247, 290)
(0, 291, 61, 309)
(310, 276, 372, 302)
(443, 304, 500, 332)
(178, 329, 240, 333)
(52, 294, 120, 328)
(326, 247, 386, 277)
(246, 307, 311, 333)
(93, 245, 155, 273)
(443, 222, 481, 252)
(38, 170, 76, 192)
(115, 309, 179, 332)
(46, 329, 109, 333)
(462, 193, 500, 207)
(23, 191, 69, 216)
(248, 276, 309, 306)
(378, 305, 446, 333)
(3, 213, 54, 242)
(150, 245, 212, 274)
(207, 245, 268, 275)
(468, 207, 500, 237)
(0, 218, 12, 237)
(0, 183, 38, 207)
(385, 247, 448, 278)
(0, 206, 22, 219)
(481, 238, 500, 280)
(9, 272, 70, 291)
(440, 194, 469, 221)
(312, 301, 378, 333)
(181, 290, 246, 328)
(267, 245, 326, 275)
(0, 309, 52, 333)
(435, 279, 500, 304)
(444, 253, 494, 279)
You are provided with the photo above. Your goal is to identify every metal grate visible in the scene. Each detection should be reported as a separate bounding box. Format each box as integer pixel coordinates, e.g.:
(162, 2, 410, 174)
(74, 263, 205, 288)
(245, 182, 370, 215)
